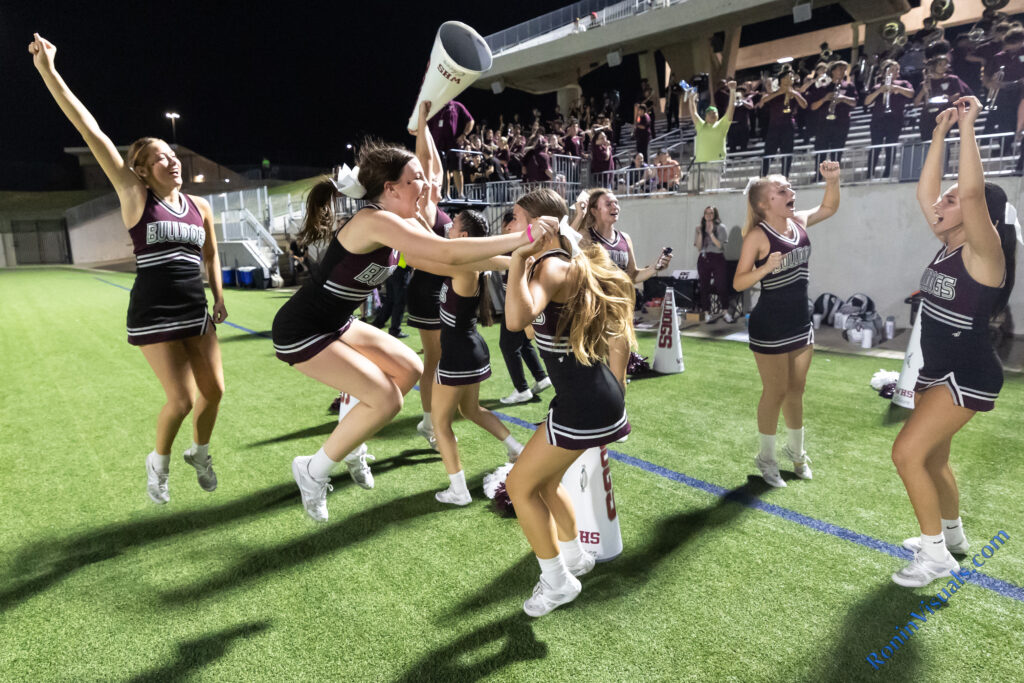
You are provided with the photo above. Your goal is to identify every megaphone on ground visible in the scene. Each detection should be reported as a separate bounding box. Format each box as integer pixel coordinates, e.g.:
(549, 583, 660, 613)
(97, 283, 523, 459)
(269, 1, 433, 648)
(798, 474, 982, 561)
(408, 21, 493, 132)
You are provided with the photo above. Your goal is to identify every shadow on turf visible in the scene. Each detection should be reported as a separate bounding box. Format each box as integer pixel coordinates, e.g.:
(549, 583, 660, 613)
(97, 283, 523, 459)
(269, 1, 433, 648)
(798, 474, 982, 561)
(394, 613, 547, 682)
(0, 484, 299, 613)
(447, 477, 772, 618)
(126, 620, 271, 683)
(160, 486, 445, 604)
(803, 583, 927, 682)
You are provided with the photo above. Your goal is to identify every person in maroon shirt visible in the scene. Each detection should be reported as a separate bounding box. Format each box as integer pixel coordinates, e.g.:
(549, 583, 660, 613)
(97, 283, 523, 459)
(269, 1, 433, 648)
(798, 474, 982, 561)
(562, 121, 584, 157)
(758, 69, 806, 177)
(633, 104, 651, 161)
(727, 85, 755, 152)
(982, 27, 1024, 154)
(588, 130, 615, 184)
(522, 137, 554, 182)
(427, 100, 474, 198)
(914, 56, 972, 141)
(864, 60, 915, 178)
(810, 61, 858, 180)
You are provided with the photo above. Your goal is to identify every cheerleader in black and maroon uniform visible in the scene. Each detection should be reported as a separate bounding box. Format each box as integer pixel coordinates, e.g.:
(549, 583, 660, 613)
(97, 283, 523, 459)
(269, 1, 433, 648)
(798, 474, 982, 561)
(891, 99, 1019, 588)
(733, 161, 840, 488)
(275, 103, 553, 523)
(504, 188, 636, 617)
(428, 210, 524, 506)
(31, 34, 226, 504)
(573, 188, 671, 282)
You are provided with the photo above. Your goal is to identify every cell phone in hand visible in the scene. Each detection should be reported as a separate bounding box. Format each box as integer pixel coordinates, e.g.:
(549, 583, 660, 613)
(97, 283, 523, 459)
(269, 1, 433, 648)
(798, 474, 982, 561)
(662, 247, 673, 255)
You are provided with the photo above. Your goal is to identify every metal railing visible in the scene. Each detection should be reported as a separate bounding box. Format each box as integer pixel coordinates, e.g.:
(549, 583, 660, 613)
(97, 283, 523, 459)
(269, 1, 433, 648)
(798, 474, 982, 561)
(552, 154, 584, 184)
(218, 208, 283, 256)
(591, 163, 683, 195)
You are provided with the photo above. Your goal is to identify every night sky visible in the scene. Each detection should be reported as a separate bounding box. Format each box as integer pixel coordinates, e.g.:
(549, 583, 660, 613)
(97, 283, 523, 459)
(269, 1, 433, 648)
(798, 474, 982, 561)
(1, 0, 575, 184)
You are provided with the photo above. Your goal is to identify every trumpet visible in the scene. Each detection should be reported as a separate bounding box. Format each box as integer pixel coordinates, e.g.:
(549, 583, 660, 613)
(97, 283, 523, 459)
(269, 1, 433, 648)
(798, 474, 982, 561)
(782, 88, 792, 114)
(987, 65, 1006, 111)
(884, 71, 893, 113)
(826, 81, 841, 120)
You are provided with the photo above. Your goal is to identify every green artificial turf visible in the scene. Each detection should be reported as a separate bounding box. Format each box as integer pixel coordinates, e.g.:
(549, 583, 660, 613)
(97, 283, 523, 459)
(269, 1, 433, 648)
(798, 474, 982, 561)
(1, 267, 1022, 682)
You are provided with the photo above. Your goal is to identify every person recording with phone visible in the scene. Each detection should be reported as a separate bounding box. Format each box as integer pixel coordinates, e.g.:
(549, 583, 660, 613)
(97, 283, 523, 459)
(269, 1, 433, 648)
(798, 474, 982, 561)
(694, 206, 733, 323)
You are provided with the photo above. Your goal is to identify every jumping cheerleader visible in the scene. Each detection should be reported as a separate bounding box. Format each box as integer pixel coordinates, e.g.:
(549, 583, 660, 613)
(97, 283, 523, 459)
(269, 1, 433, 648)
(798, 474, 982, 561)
(733, 161, 841, 487)
(504, 188, 636, 617)
(892, 99, 1018, 587)
(30, 34, 226, 504)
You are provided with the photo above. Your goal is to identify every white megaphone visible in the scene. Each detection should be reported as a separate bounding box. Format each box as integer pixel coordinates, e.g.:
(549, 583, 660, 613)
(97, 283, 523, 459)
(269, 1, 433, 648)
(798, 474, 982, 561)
(407, 21, 493, 132)
(562, 446, 623, 561)
(653, 288, 684, 374)
(892, 310, 923, 409)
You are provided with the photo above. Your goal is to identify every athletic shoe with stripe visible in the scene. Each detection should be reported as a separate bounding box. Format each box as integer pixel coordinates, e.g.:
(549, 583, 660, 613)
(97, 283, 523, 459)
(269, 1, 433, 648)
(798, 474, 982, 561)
(903, 536, 970, 555)
(343, 444, 375, 489)
(416, 419, 438, 451)
(892, 550, 960, 588)
(755, 453, 787, 488)
(146, 452, 170, 504)
(779, 445, 812, 480)
(291, 455, 333, 522)
(183, 448, 217, 492)
(523, 575, 582, 617)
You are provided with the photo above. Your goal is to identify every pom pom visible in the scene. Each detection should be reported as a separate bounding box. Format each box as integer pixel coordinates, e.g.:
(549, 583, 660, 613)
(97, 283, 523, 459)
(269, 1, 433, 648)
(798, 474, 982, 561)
(880, 382, 896, 399)
(483, 462, 514, 500)
(492, 482, 517, 517)
(870, 369, 900, 391)
(627, 351, 653, 376)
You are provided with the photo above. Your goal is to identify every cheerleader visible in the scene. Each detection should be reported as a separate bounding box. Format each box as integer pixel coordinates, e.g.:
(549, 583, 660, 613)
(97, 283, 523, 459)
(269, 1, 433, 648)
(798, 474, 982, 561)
(892, 99, 1018, 587)
(273, 102, 553, 522)
(30, 34, 226, 503)
(504, 189, 636, 617)
(573, 188, 672, 281)
(429, 210, 523, 505)
(733, 161, 841, 487)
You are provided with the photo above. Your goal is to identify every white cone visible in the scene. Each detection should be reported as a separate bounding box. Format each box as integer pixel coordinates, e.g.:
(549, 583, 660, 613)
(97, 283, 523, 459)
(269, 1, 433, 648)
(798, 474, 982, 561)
(562, 446, 623, 561)
(337, 392, 359, 422)
(653, 288, 684, 374)
(407, 22, 493, 131)
(892, 311, 923, 409)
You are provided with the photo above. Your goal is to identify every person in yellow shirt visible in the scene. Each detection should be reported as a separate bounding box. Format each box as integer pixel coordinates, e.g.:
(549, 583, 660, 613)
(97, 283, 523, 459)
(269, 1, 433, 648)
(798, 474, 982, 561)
(687, 80, 736, 192)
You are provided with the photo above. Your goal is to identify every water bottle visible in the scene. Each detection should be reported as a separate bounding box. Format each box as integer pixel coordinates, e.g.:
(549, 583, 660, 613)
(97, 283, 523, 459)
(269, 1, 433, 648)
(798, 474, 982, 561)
(885, 316, 895, 341)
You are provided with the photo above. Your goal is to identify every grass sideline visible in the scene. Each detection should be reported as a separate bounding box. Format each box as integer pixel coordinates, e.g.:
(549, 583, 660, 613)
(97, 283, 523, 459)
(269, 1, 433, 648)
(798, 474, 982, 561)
(1, 266, 1022, 682)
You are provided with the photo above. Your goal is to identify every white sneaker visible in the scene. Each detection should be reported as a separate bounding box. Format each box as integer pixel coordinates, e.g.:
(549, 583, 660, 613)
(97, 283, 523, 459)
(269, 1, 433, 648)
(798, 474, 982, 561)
(291, 455, 333, 522)
(892, 550, 960, 588)
(903, 536, 970, 555)
(523, 575, 582, 617)
(723, 312, 736, 323)
(483, 462, 515, 499)
(435, 486, 472, 506)
(530, 377, 553, 395)
(755, 453, 787, 488)
(500, 388, 534, 404)
(146, 452, 169, 504)
(343, 444, 375, 490)
(183, 448, 217, 492)
(779, 445, 812, 480)
(416, 420, 437, 450)
(567, 551, 596, 577)
(615, 434, 629, 443)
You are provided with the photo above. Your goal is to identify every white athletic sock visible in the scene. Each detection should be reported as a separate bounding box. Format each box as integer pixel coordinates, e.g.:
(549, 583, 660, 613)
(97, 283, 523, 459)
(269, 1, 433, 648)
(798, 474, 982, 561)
(758, 433, 776, 459)
(786, 427, 804, 456)
(920, 532, 948, 561)
(537, 554, 571, 587)
(558, 535, 586, 567)
(150, 451, 170, 471)
(448, 470, 468, 495)
(503, 435, 523, 459)
(307, 448, 337, 481)
(421, 412, 433, 430)
(190, 442, 210, 461)
(942, 517, 967, 545)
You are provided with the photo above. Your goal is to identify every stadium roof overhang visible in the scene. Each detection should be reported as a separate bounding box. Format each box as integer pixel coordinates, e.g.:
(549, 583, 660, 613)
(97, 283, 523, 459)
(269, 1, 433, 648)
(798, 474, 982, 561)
(475, 0, 912, 94)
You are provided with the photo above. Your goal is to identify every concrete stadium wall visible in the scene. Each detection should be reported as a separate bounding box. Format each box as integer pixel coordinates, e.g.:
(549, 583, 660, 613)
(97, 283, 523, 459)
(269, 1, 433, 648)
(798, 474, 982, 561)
(617, 177, 1024, 325)
(67, 208, 133, 265)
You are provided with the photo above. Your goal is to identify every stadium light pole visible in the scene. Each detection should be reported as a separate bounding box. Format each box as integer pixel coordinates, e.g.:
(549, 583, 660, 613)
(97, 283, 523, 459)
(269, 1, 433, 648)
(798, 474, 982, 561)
(345, 143, 354, 165)
(165, 112, 180, 145)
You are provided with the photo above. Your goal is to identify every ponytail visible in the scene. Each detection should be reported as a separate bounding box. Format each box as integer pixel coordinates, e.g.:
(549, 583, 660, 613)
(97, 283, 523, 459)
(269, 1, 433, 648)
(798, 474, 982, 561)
(985, 182, 1017, 314)
(296, 177, 342, 248)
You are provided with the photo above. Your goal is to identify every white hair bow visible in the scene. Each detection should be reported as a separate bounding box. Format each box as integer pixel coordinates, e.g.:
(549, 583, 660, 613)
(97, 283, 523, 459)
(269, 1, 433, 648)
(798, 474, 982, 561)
(330, 164, 366, 199)
(558, 216, 583, 257)
(1006, 202, 1023, 247)
(742, 176, 759, 196)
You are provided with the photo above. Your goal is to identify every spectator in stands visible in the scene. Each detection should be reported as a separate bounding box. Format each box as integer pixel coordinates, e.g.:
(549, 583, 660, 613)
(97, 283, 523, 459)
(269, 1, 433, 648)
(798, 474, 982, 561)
(666, 76, 683, 130)
(522, 136, 554, 182)
(687, 80, 736, 192)
(982, 26, 1024, 155)
(713, 79, 733, 115)
(865, 59, 915, 179)
(508, 133, 526, 178)
(572, 17, 587, 34)
(633, 103, 652, 160)
(799, 62, 829, 144)
(589, 130, 615, 184)
(588, 10, 600, 29)
(914, 55, 971, 141)
(653, 150, 681, 191)
(694, 205, 733, 323)
(625, 153, 657, 194)
(759, 68, 805, 177)
(428, 100, 474, 199)
(547, 133, 564, 155)
(728, 84, 755, 152)
(562, 120, 584, 156)
(965, 20, 1013, 94)
(810, 61, 857, 181)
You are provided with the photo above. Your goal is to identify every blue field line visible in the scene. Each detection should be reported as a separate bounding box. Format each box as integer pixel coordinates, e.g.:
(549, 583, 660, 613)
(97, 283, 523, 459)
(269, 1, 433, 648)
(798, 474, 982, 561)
(90, 273, 1024, 604)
